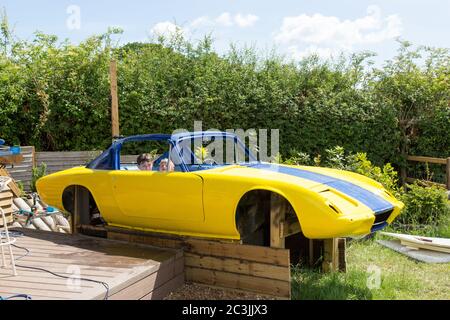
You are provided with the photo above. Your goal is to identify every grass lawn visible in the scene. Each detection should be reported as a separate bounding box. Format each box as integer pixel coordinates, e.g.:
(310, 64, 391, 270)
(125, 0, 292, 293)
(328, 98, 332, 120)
(291, 235, 450, 300)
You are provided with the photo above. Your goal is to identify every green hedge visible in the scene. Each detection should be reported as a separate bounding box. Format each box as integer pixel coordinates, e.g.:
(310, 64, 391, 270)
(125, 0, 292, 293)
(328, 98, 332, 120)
(0, 27, 448, 170)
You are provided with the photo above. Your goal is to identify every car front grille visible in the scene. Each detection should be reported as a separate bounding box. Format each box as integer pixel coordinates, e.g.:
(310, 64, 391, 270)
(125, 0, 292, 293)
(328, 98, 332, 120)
(371, 209, 394, 232)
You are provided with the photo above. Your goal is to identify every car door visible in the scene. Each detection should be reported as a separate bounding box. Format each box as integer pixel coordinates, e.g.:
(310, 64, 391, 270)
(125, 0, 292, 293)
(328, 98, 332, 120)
(110, 170, 204, 222)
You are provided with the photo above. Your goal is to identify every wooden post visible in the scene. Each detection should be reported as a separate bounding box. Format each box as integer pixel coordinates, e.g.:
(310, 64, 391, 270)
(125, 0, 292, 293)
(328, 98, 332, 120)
(270, 193, 286, 248)
(110, 60, 120, 139)
(338, 238, 347, 272)
(446, 157, 450, 190)
(322, 238, 346, 272)
(308, 239, 314, 267)
(72, 186, 79, 235)
(322, 238, 338, 272)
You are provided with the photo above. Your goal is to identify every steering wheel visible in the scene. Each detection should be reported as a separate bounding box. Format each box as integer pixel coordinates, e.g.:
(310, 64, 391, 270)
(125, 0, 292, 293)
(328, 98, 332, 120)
(203, 158, 217, 165)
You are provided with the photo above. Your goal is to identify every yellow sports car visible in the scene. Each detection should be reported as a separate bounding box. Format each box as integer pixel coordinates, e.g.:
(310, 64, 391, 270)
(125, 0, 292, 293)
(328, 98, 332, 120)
(36, 131, 404, 244)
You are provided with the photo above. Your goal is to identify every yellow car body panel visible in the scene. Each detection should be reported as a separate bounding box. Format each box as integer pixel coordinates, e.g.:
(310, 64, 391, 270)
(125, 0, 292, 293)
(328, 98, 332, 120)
(36, 162, 404, 240)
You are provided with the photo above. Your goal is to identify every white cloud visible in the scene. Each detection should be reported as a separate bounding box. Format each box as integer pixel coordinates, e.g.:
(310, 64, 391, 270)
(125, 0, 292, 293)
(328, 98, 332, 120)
(190, 12, 259, 29)
(275, 5, 402, 59)
(215, 12, 234, 27)
(150, 21, 187, 38)
(190, 16, 213, 28)
(234, 14, 259, 28)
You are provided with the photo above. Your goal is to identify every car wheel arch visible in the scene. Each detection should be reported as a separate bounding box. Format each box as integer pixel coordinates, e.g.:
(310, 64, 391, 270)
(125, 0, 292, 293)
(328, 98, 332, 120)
(234, 187, 300, 246)
(62, 185, 103, 226)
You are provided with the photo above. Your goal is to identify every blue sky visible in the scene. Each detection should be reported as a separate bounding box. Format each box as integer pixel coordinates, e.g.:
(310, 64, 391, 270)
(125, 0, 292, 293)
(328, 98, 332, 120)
(1, 0, 449, 63)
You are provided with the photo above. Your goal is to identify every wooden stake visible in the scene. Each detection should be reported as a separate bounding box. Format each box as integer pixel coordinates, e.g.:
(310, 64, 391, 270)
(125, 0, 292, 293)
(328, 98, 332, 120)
(270, 193, 286, 248)
(446, 157, 450, 190)
(322, 238, 339, 272)
(309, 239, 314, 267)
(110, 60, 120, 139)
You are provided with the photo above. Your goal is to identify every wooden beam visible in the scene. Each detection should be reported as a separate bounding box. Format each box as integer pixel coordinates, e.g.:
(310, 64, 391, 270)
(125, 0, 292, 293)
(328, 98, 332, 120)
(322, 238, 338, 272)
(110, 60, 120, 138)
(185, 267, 290, 299)
(185, 252, 290, 281)
(446, 157, 450, 190)
(270, 193, 286, 248)
(281, 217, 301, 238)
(186, 239, 290, 267)
(407, 155, 447, 165)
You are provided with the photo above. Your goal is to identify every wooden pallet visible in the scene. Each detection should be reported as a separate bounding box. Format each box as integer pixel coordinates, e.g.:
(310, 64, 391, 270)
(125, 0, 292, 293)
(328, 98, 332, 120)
(0, 185, 13, 226)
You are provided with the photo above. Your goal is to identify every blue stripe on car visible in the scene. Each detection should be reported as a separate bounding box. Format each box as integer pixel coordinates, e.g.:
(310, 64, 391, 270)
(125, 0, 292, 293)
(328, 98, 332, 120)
(244, 163, 394, 214)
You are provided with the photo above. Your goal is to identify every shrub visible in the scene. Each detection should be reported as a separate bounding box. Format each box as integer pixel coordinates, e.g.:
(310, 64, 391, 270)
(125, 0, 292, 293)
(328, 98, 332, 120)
(284, 146, 400, 195)
(31, 162, 47, 193)
(395, 183, 450, 236)
(345, 152, 400, 196)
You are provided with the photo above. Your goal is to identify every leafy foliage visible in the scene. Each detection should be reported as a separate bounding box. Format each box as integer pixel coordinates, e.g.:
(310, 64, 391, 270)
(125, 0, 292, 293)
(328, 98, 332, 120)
(395, 183, 450, 236)
(0, 14, 448, 176)
(31, 162, 47, 193)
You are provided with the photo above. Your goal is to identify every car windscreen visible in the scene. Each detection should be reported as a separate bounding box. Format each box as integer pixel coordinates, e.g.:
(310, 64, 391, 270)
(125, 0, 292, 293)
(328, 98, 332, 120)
(175, 135, 254, 171)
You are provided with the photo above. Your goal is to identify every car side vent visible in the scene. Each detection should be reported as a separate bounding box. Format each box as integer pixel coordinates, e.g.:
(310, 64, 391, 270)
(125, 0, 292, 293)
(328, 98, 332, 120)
(329, 203, 340, 214)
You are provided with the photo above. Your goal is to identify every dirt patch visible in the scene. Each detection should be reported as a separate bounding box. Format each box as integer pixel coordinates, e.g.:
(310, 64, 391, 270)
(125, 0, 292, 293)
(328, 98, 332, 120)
(165, 283, 278, 300)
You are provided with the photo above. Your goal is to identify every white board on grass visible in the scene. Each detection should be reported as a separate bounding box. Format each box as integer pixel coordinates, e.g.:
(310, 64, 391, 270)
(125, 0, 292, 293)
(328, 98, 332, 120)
(380, 232, 450, 254)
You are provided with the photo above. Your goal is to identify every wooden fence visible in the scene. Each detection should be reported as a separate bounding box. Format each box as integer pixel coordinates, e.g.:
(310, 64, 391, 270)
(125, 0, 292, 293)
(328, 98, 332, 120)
(5, 148, 102, 191)
(406, 155, 450, 190)
(35, 151, 102, 175)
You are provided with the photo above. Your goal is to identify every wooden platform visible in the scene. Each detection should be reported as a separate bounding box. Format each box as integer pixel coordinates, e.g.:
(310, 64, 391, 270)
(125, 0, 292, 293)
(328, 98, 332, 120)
(0, 229, 184, 300)
(107, 227, 292, 299)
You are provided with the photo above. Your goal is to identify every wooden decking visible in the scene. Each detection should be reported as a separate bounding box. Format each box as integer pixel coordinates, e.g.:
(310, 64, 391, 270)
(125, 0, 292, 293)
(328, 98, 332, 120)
(0, 229, 184, 300)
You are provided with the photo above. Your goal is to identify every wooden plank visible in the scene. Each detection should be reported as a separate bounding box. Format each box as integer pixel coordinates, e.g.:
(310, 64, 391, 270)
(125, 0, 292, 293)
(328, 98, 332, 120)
(0, 154, 24, 165)
(0, 287, 80, 300)
(0, 198, 13, 207)
(185, 267, 290, 299)
(399, 240, 450, 254)
(0, 190, 13, 199)
(0, 290, 70, 300)
(0, 266, 115, 280)
(108, 230, 185, 249)
(185, 253, 289, 281)
(36, 151, 101, 159)
(140, 272, 185, 300)
(0, 168, 22, 197)
(110, 59, 120, 138)
(108, 258, 180, 300)
(270, 193, 286, 248)
(185, 239, 290, 267)
(407, 155, 447, 165)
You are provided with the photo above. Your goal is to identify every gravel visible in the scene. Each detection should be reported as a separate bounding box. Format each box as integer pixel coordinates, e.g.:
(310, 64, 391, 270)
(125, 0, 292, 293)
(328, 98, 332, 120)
(164, 283, 277, 300)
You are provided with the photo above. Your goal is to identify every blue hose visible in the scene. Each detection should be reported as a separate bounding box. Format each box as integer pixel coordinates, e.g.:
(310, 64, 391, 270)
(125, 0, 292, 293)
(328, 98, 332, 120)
(0, 294, 32, 300)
